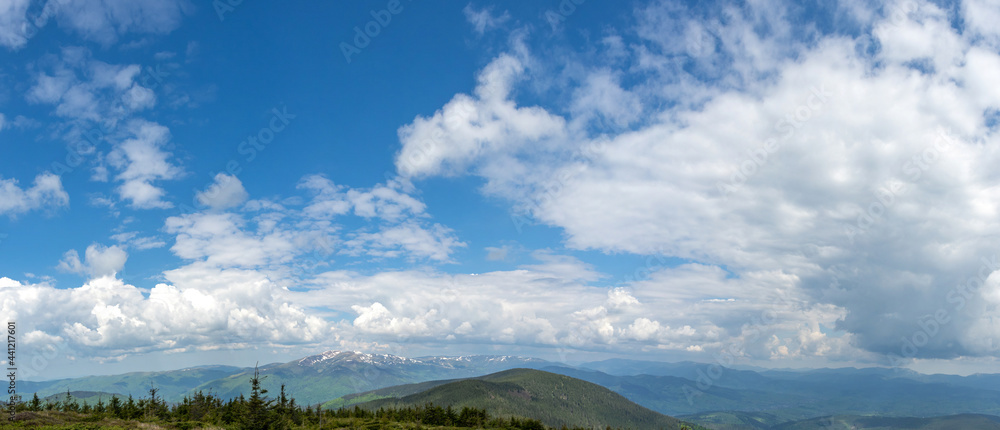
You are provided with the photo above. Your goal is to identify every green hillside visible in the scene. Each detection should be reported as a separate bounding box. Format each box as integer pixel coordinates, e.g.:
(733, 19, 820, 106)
(192, 356, 443, 407)
(323, 378, 459, 409)
(22, 365, 245, 403)
(40, 391, 123, 407)
(191, 351, 553, 406)
(357, 368, 701, 430)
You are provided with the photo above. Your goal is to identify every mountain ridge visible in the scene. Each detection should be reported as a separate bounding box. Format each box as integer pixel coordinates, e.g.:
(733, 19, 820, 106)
(355, 368, 696, 430)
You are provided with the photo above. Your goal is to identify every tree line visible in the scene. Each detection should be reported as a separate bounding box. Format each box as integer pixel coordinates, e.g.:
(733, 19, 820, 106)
(11, 365, 605, 430)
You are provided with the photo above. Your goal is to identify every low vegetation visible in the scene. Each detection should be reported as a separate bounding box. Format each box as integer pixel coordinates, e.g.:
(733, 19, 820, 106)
(354, 369, 699, 430)
(7, 366, 702, 430)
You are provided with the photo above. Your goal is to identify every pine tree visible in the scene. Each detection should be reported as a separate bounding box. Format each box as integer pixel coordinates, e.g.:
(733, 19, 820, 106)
(28, 393, 40, 411)
(125, 394, 139, 420)
(109, 395, 122, 418)
(94, 396, 106, 414)
(242, 363, 274, 430)
(61, 390, 79, 413)
(147, 382, 165, 419)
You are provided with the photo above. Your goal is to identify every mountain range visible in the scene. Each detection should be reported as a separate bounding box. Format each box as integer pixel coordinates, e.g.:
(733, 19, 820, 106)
(354, 368, 693, 430)
(24, 351, 552, 406)
(22, 350, 1000, 429)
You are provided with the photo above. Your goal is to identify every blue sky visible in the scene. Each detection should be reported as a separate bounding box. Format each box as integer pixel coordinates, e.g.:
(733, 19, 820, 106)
(3, 0, 1000, 379)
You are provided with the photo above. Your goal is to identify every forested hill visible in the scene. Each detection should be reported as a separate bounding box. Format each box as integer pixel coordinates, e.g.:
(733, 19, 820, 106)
(357, 368, 702, 430)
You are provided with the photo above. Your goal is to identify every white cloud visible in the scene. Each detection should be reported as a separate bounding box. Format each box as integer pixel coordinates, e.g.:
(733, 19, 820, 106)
(298, 175, 426, 222)
(0, 0, 189, 50)
(963, 0, 1000, 47)
(391, 0, 1000, 363)
(167, 175, 463, 268)
(0, 172, 69, 217)
(0, 113, 32, 132)
(0, 0, 31, 49)
(39, 0, 190, 46)
(24, 49, 178, 211)
(343, 221, 464, 262)
(110, 231, 166, 250)
(485, 245, 511, 261)
(607, 287, 640, 309)
(165, 212, 303, 268)
(873, 0, 962, 71)
(521, 251, 603, 283)
(26, 50, 157, 123)
(196, 173, 249, 210)
(463, 4, 509, 35)
(15, 0, 1000, 370)
(570, 70, 643, 128)
(395, 53, 567, 178)
(286, 257, 844, 359)
(107, 120, 182, 209)
(57, 244, 128, 278)
(0, 269, 327, 359)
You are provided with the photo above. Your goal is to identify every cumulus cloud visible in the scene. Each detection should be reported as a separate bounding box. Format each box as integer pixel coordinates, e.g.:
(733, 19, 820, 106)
(287, 257, 843, 359)
(390, 0, 1000, 364)
(962, 0, 1000, 47)
(294, 175, 464, 262)
(165, 211, 304, 268)
(27, 48, 157, 122)
(298, 175, 425, 222)
(0, 172, 69, 217)
(106, 120, 182, 208)
(196, 173, 249, 210)
(57, 244, 128, 278)
(0, 270, 327, 362)
(164, 174, 464, 274)
(395, 53, 567, 178)
(22, 47, 183, 212)
(15, 0, 1000, 371)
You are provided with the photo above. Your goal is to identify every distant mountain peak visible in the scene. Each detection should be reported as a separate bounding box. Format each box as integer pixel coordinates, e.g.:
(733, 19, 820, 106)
(421, 354, 547, 363)
(296, 350, 422, 367)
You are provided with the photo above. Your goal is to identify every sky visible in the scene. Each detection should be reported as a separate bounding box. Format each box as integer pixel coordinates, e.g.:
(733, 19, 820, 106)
(2, 0, 1000, 380)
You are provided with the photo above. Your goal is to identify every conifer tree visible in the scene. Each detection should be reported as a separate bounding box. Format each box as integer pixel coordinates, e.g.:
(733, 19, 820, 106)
(242, 363, 274, 430)
(29, 393, 40, 411)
